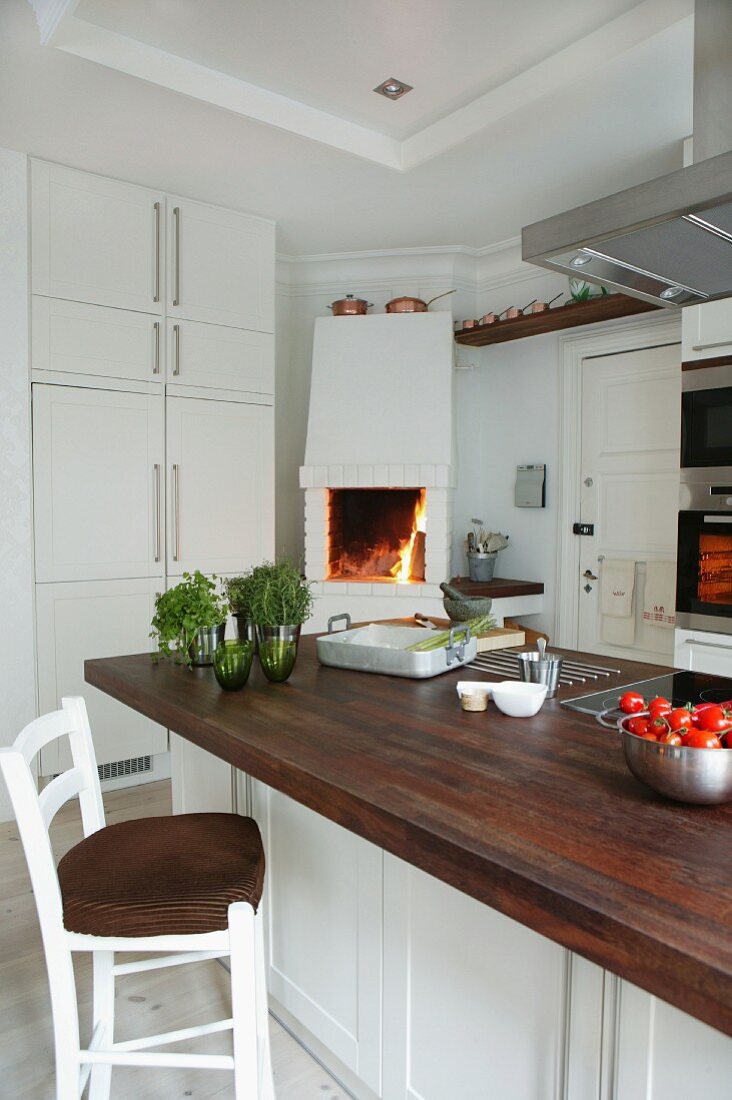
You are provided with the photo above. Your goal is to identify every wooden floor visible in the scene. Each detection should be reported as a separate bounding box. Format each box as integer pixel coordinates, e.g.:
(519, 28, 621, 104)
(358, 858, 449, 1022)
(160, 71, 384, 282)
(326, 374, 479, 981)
(0, 780, 346, 1099)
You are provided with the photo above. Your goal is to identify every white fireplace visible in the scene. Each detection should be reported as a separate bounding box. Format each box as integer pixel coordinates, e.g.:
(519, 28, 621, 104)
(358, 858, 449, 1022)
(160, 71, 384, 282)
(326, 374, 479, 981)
(300, 312, 457, 630)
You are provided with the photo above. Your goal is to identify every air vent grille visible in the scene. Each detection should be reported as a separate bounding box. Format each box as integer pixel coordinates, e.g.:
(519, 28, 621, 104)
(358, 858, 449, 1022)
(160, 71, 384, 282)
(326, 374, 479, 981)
(98, 756, 152, 782)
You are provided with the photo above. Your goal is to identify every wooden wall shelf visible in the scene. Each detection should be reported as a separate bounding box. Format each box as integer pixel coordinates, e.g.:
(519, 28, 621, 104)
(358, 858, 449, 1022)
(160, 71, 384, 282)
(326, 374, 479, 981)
(454, 294, 660, 347)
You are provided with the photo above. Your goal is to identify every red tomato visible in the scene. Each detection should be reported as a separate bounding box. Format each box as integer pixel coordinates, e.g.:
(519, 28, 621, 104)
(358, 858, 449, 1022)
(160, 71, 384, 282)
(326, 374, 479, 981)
(682, 729, 723, 750)
(619, 691, 645, 714)
(648, 697, 672, 718)
(640, 731, 659, 742)
(668, 707, 693, 731)
(696, 705, 732, 735)
(626, 716, 651, 736)
(658, 729, 683, 746)
(648, 716, 670, 738)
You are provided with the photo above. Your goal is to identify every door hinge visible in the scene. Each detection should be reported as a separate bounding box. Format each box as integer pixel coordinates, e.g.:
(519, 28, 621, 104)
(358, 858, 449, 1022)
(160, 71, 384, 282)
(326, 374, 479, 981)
(573, 522, 594, 536)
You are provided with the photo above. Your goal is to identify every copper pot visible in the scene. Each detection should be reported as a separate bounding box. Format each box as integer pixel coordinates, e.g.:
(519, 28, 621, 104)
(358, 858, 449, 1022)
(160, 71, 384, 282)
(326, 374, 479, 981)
(328, 294, 372, 316)
(385, 289, 456, 313)
(526, 293, 564, 314)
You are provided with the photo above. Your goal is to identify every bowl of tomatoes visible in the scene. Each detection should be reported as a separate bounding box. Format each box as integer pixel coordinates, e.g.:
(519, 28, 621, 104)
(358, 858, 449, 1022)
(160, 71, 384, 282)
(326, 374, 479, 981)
(616, 692, 732, 804)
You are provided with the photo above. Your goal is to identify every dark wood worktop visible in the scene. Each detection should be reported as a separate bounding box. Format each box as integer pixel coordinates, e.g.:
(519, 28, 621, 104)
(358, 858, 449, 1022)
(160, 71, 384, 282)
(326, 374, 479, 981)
(85, 640, 732, 1036)
(449, 576, 544, 597)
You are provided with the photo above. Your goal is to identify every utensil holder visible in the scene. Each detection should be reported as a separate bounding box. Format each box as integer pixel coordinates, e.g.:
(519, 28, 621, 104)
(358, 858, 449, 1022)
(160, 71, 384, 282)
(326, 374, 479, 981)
(516, 652, 563, 698)
(467, 552, 497, 583)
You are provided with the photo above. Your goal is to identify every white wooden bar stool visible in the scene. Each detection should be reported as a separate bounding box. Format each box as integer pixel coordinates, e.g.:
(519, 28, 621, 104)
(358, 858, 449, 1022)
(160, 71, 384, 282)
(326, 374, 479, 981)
(0, 696, 275, 1099)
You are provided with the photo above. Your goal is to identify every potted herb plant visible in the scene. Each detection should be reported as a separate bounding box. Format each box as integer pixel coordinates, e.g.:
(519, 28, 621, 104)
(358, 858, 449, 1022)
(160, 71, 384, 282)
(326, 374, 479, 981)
(247, 559, 314, 682)
(151, 570, 227, 667)
(224, 573, 258, 650)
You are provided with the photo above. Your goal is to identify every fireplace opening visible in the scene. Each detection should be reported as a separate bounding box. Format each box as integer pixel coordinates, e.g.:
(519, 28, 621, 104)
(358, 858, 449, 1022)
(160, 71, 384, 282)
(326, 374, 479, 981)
(327, 488, 426, 582)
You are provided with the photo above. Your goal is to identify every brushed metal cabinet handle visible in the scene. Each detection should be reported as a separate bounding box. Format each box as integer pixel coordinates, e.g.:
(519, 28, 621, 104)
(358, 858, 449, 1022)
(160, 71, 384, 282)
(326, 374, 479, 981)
(172, 206, 180, 306)
(173, 323, 180, 375)
(684, 638, 732, 651)
(153, 463, 161, 562)
(172, 463, 180, 562)
(153, 201, 160, 303)
(153, 321, 160, 374)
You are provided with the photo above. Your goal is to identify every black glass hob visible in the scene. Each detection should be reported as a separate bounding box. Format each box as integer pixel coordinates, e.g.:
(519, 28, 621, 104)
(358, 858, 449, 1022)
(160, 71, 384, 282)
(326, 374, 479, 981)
(561, 670, 732, 717)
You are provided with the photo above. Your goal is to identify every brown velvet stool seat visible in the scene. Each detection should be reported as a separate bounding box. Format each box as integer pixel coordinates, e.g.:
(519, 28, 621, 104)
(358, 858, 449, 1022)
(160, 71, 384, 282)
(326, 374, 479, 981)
(58, 813, 265, 938)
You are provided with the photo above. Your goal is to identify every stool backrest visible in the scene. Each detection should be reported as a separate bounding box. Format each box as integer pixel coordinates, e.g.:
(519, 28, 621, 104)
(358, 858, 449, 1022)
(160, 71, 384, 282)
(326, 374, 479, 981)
(0, 697, 105, 941)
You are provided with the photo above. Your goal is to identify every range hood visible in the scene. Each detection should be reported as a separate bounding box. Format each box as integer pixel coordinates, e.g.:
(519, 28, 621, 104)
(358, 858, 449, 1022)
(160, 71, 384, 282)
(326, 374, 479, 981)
(522, 1, 732, 308)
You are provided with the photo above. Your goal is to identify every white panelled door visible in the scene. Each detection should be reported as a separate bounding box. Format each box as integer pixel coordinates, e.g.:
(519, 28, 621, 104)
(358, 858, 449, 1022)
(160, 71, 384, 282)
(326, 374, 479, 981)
(33, 385, 165, 582)
(166, 396, 274, 577)
(31, 160, 163, 314)
(167, 197, 275, 331)
(578, 344, 680, 663)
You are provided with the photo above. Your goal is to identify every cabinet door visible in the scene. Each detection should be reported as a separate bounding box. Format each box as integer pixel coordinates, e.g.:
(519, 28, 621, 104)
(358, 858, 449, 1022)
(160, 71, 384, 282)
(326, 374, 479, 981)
(167, 197, 274, 331)
(31, 161, 163, 314)
(674, 629, 732, 675)
(166, 396, 274, 576)
(36, 578, 167, 775)
(682, 300, 732, 360)
(383, 855, 565, 1100)
(33, 385, 165, 582)
(251, 782, 383, 1094)
(167, 319, 274, 394)
(614, 981, 732, 1099)
(32, 297, 163, 384)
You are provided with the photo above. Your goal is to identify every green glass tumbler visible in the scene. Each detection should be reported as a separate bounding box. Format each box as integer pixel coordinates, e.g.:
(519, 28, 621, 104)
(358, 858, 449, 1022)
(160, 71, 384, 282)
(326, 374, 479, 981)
(213, 640, 254, 691)
(256, 625, 301, 683)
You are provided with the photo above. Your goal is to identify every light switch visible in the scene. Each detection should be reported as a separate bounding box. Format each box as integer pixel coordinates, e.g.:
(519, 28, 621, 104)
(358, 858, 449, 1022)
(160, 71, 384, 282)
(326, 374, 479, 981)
(515, 464, 546, 508)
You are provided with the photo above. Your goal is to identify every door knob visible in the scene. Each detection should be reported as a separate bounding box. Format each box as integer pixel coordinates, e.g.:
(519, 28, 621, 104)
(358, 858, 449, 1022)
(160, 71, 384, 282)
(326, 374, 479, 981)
(583, 569, 598, 581)
(584, 476, 593, 487)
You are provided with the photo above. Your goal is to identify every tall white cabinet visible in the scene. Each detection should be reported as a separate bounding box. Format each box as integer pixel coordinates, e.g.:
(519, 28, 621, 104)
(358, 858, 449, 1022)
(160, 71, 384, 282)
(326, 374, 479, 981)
(30, 158, 275, 779)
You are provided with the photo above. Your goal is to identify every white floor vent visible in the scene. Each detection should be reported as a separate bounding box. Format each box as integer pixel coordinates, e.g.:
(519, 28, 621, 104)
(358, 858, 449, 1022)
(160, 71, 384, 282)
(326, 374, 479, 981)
(98, 756, 152, 782)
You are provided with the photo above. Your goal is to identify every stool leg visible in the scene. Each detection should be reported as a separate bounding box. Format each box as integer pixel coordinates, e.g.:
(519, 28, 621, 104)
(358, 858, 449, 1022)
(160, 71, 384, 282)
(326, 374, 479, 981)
(229, 902, 259, 1098)
(89, 951, 114, 1100)
(44, 942, 80, 1100)
(254, 908, 275, 1100)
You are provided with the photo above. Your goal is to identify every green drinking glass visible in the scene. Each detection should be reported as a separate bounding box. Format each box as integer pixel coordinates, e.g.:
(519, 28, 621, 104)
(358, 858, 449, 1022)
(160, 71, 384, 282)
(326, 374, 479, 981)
(256, 625, 301, 683)
(213, 640, 254, 691)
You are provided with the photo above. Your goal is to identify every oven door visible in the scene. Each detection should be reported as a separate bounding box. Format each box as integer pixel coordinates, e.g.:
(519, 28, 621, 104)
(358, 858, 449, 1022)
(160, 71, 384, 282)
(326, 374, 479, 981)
(681, 369, 732, 469)
(677, 504, 732, 632)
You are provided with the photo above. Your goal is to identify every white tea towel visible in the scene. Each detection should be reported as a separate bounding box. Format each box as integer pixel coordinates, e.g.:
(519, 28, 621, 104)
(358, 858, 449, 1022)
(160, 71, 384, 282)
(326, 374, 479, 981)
(642, 561, 676, 628)
(600, 559, 636, 618)
(600, 609, 636, 647)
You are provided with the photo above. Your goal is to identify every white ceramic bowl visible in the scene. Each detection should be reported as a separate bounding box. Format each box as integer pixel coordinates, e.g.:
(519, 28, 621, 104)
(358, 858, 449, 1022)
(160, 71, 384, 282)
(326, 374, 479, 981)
(491, 681, 547, 717)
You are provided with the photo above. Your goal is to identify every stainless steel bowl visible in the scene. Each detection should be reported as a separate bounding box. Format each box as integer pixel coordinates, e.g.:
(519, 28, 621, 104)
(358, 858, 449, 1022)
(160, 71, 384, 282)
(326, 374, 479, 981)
(619, 717, 732, 804)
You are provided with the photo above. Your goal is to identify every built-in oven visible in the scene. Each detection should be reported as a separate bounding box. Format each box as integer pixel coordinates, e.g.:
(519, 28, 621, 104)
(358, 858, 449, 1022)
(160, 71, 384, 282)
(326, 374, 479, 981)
(677, 479, 732, 632)
(681, 362, 732, 469)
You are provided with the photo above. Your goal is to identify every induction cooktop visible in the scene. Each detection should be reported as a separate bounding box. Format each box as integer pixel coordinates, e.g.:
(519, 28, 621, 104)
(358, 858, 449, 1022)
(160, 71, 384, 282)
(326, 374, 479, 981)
(561, 670, 732, 717)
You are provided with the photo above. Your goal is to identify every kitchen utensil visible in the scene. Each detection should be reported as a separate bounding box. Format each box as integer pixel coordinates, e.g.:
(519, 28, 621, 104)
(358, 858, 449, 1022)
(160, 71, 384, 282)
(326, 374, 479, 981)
(213, 640, 254, 691)
(526, 293, 563, 314)
(440, 582, 468, 601)
(327, 294, 372, 316)
(317, 617, 477, 679)
(455, 680, 493, 699)
(442, 596, 493, 622)
(517, 650, 564, 697)
(491, 681, 547, 717)
(479, 312, 500, 325)
(618, 714, 732, 804)
(466, 551, 498, 582)
(459, 318, 479, 329)
(503, 299, 537, 320)
(384, 289, 456, 313)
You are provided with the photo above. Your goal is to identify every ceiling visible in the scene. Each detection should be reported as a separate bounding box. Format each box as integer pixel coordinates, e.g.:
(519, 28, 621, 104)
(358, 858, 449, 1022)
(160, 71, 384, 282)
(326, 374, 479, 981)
(4, 0, 693, 255)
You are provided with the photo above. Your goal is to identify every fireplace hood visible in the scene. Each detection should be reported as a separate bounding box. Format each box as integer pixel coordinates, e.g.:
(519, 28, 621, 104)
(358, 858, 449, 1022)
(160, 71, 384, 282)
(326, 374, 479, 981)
(522, 1, 732, 309)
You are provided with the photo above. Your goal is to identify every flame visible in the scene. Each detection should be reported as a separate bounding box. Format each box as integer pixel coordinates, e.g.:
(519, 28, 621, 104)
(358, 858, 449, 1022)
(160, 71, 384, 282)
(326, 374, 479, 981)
(391, 489, 427, 583)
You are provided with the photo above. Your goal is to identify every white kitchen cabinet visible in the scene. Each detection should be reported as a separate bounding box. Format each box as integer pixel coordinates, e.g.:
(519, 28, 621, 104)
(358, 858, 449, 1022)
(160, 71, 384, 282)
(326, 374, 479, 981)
(32, 297, 163, 385)
(251, 781, 383, 1095)
(165, 395, 274, 577)
(166, 318, 274, 393)
(33, 385, 165, 583)
(35, 578, 167, 776)
(682, 300, 732, 362)
(614, 980, 732, 1099)
(167, 197, 275, 331)
(674, 628, 732, 675)
(382, 855, 566, 1100)
(31, 160, 163, 314)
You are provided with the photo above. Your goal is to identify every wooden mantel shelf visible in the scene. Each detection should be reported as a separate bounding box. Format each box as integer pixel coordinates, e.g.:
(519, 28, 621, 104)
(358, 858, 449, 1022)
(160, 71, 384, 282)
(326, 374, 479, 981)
(454, 294, 660, 347)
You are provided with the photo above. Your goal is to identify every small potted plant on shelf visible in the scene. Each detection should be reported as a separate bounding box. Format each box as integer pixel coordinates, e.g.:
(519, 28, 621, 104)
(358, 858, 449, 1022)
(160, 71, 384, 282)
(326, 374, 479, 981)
(224, 573, 258, 650)
(151, 570, 228, 667)
(248, 559, 314, 682)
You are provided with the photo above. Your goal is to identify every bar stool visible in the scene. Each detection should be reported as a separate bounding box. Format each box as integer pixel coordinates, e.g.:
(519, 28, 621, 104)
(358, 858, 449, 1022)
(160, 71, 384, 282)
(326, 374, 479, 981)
(0, 696, 275, 1100)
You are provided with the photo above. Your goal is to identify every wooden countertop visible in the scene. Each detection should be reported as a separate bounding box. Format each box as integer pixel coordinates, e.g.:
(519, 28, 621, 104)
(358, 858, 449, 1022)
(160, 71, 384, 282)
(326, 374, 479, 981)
(85, 639, 732, 1036)
(449, 576, 545, 597)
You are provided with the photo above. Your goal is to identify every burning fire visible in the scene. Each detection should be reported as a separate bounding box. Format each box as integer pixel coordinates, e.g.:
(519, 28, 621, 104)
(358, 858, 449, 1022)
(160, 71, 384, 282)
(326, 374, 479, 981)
(391, 489, 427, 583)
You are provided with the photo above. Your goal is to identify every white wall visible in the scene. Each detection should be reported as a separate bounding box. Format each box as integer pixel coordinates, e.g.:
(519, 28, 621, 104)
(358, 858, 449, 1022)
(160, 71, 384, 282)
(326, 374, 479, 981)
(0, 148, 35, 820)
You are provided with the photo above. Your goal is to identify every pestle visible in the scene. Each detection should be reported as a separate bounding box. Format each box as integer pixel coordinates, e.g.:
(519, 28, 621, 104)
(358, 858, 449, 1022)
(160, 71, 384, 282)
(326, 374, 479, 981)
(440, 582, 469, 601)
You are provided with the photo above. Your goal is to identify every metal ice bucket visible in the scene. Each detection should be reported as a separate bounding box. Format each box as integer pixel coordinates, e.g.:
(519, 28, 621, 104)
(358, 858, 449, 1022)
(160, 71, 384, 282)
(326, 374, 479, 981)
(516, 651, 564, 698)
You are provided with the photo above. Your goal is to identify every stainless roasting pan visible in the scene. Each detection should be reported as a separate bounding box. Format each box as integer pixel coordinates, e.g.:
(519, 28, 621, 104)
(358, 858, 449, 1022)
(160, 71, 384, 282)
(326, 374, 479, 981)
(316, 615, 477, 679)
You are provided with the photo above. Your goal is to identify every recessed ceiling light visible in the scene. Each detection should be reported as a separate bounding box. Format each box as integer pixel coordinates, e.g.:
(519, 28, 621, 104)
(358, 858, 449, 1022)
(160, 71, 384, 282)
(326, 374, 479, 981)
(570, 253, 593, 267)
(660, 285, 685, 300)
(374, 78, 413, 100)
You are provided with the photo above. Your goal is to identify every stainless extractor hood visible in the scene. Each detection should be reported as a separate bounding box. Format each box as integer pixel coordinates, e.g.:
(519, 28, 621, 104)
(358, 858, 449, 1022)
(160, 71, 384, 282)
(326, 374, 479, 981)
(522, 1, 732, 308)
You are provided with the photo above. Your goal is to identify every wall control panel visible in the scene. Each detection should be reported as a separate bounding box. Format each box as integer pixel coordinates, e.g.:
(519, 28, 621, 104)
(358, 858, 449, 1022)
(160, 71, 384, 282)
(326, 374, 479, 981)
(515, 464, 546, 508)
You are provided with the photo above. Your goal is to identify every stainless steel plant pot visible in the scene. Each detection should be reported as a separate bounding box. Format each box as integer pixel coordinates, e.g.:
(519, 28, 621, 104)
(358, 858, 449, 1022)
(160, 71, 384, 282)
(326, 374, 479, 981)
(188, 623, 226, 667)
(233, 613, 258, 653)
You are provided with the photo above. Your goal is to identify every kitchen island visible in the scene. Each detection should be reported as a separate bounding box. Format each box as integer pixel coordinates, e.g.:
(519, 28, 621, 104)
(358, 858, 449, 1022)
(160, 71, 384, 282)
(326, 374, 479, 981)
(86, 638, 732, 1100)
